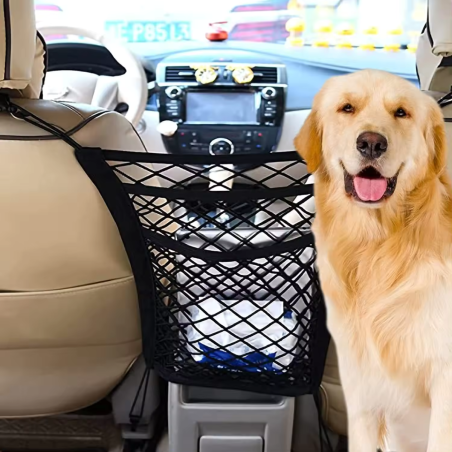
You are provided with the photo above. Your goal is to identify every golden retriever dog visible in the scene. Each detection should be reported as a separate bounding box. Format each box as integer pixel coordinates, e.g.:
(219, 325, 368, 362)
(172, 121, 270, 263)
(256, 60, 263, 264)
(295, 69, 452, 452)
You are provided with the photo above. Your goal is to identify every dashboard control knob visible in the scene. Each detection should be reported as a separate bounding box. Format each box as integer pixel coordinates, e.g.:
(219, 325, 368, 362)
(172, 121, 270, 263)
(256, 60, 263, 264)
(261, 87, 277, 100)
(165, 86, 182, 99)
(209, 138, 234, 155)
(157, 120, 178, 137)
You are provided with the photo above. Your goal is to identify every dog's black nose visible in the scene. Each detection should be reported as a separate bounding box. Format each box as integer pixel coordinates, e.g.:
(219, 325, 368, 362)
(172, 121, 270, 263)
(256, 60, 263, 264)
(356, 132, 388, 159)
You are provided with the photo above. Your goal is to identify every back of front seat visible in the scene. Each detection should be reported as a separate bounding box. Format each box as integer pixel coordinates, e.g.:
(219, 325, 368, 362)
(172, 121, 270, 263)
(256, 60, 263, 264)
(0, 0, 146, 417)
(416, 0, 452, 177)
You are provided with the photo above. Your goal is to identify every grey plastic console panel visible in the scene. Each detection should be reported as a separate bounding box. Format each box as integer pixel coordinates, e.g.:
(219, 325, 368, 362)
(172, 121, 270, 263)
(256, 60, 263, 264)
(168, 383, 295, 452)
(200, 436, 263, 452)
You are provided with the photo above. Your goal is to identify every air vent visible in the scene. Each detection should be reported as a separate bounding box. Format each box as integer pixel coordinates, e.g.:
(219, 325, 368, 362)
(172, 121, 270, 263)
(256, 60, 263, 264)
(253, 66, 278, 84)
(165, 66, 196, 82)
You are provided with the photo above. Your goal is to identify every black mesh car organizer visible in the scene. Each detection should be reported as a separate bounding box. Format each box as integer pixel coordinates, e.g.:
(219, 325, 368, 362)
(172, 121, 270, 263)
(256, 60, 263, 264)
(76, 149, 330, 397)
(0, 96, 329, 398)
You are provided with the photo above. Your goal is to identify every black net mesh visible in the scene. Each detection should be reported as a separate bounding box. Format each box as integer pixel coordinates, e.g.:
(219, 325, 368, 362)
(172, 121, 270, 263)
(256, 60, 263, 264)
(77, 149, 329, 397)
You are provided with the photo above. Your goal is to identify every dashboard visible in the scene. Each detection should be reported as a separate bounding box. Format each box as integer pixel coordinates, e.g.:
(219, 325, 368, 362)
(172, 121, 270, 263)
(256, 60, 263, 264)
(157, 50, 286, 157)
(45, 41, 419, 158)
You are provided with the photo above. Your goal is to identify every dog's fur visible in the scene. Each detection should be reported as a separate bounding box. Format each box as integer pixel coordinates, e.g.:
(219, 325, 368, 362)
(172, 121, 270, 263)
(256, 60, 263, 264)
(295, 69, 452, 452)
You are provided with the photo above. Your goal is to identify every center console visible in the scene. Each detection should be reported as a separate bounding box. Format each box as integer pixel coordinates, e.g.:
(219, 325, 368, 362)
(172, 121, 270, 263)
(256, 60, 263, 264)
(157, 54, 287, 156)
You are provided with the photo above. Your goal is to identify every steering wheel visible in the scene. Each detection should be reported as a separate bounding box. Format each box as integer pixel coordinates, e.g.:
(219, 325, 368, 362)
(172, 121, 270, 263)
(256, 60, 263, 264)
(37, 22, 148, 127)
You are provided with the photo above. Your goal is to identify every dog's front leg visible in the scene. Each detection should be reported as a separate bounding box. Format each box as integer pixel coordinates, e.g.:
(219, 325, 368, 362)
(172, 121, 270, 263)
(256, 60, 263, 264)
(427, 368, 452, 452)
(339, 366, 380, 451)
(347, 409, 380, 452)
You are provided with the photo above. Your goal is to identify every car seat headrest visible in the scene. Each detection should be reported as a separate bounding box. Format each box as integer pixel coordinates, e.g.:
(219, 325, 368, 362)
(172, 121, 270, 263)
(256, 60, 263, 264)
(0, 0, 47, 99)
(416, 0, 452, 92)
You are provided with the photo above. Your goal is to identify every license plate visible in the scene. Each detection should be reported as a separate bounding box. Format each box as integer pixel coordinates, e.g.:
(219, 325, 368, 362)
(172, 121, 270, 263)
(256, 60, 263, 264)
(105, 21, 191, 43)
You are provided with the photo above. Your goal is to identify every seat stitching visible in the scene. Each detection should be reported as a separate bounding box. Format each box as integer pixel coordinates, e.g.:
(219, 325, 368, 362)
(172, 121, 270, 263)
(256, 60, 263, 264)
(0, 275, 135, 299)
(0, 338, 142, 352)
(57, 101, 86, 119)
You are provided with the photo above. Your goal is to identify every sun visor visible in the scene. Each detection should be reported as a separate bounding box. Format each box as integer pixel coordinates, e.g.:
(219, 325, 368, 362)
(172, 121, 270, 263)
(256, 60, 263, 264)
(0, 0, 47, 99)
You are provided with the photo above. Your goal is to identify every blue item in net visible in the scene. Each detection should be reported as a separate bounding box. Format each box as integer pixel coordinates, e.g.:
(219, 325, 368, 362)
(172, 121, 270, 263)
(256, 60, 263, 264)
(198, 343, 278, 373)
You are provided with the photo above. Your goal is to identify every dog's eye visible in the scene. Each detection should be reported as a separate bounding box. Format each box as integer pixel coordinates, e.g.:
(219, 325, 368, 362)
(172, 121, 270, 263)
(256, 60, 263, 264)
(341, 103, 354, 113)
(395, 108, 407, 118)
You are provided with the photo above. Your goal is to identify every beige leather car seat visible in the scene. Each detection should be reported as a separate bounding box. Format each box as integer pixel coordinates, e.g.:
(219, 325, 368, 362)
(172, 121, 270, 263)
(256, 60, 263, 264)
(416, 0, 452, 95)
(291, 341, 346, 452)
(0, 0, 146, 417)
(417, 0, 452, 178)
(318, 343, 347, 437)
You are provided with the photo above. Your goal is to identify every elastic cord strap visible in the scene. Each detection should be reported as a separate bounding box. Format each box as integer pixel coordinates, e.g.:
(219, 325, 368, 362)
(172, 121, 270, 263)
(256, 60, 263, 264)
(129, 367, 152, 430)
(0, 94, 84, 149)
(437, 90, 452, 108)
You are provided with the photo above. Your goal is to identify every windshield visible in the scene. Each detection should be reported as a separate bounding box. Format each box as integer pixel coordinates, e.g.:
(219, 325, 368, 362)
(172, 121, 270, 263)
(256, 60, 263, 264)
(34, 0, 427, 93)
(34, 0, 427, 46)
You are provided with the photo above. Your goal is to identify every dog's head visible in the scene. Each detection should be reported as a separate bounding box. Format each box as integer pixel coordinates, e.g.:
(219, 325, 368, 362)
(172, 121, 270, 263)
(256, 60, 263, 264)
(295, 69, 447, 207)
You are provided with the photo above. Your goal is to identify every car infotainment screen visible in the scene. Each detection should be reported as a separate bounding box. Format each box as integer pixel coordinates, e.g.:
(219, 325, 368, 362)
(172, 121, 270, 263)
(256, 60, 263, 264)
(186, 92, 258, 124)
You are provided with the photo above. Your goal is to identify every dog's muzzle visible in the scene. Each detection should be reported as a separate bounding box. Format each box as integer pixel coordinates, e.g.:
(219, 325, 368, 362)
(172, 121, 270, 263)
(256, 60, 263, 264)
(343, 165, 399, 203)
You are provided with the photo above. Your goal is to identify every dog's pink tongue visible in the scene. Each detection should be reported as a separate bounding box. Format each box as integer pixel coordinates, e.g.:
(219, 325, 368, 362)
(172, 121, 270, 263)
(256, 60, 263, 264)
(353, 176, 388, 202)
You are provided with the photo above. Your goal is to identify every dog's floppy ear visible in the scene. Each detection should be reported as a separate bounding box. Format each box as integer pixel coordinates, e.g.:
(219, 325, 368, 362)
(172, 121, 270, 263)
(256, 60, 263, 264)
(426, 98, 447, 176)
(294, 110, 322, 174)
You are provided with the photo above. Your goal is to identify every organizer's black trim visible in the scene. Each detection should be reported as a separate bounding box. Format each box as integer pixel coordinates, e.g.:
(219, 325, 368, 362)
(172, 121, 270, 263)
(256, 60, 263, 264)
(415, 24, 427, 84)
(426, 2, 434, 47)
(309, 265, 330, 400)
(3, 0, 11, 80)
(104, 149, 303, 165)
(37, 31, 48, 99)
(143, 228, 315, 263)
(126, 183, 313, 201)
(152, 361, 325, 397)
(76, 147, 157, 366)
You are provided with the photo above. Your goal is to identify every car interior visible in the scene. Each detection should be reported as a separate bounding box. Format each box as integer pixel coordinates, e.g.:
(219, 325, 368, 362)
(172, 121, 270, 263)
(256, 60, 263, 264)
(0, 0, 449, 452)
